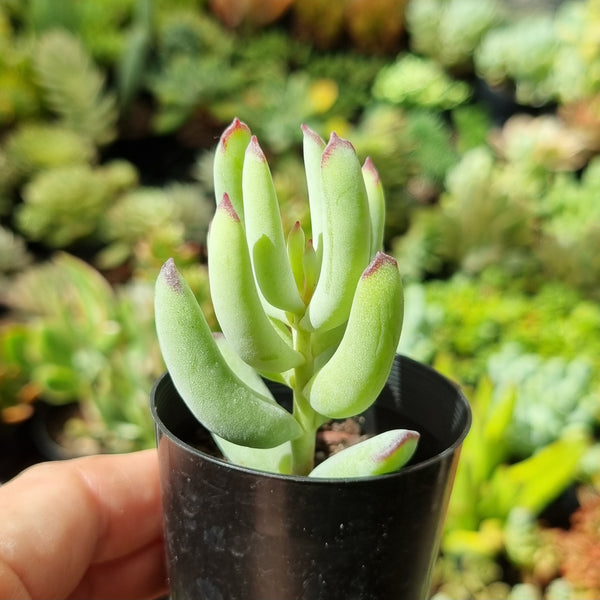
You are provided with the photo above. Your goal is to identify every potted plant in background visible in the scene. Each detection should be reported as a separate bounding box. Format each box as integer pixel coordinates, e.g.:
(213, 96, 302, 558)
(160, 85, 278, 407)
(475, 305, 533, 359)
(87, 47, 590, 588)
(151, 117, 471, 600)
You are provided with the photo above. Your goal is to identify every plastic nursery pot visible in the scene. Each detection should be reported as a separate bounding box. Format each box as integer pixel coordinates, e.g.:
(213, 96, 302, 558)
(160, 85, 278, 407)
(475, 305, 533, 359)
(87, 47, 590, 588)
(150, 354, 471, 600)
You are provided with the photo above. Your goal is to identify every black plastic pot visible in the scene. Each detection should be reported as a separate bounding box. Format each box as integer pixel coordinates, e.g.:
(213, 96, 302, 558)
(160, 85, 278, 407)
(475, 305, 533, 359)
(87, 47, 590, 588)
(151, 354, 471, 600)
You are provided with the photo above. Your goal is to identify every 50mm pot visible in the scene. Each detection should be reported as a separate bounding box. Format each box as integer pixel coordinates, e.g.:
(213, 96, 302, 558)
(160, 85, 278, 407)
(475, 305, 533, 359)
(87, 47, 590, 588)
(151, 354, 471, 600)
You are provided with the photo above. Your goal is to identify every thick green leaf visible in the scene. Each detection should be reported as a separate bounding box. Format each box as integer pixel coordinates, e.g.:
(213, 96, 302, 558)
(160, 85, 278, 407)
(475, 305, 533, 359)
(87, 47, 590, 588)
(302, 124, 326, 253)
(309, 429, 419, 478)
(300, 133, 371, 332)
(208, 195, 304, 373)
(213, 436, 293, 474)
(242, 136, 305, 314)
(213, 117, 252, 220)
(307, 253, 404, 418)
(362, 157, 385, 258)
(155, 258, 302, 448)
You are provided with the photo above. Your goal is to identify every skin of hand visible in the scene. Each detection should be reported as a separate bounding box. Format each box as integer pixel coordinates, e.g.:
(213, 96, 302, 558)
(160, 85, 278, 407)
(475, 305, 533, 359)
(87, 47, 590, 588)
(0, 449, 168, 600)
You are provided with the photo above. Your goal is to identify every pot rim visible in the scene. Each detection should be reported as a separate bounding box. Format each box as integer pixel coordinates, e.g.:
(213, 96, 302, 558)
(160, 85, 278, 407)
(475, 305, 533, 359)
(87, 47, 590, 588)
(150, 354, 471, 484)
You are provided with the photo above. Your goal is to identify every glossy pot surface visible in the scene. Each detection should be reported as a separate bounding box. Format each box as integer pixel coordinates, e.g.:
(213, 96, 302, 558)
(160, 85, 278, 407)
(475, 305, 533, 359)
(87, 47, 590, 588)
(151, 355, 471, 600)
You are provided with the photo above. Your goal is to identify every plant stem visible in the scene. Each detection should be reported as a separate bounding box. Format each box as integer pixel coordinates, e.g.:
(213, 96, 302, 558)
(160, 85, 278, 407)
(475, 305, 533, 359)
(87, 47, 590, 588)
(290, 326, 318, 475)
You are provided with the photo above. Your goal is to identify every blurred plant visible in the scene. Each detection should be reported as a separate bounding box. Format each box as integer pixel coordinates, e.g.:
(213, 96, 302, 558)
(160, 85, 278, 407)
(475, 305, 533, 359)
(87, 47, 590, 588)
(533, 157, 600, 297)
(16, 160, 138, 248)
(0, 27, 125, 233)
(550, 0, 600, 104)
(214, 71, 339, 153)
(373, 54, 472, 110)
(343, 0, 407, 55)
(539, 223, 600, 301)
(440, 361, 588, 560)
(0, 9, 41, 127)
(396, 273, 600, 386)
(209, 0, 293, 28)
(144, 8, 239, 134)
(116, 0, 154, 113)
(556, 491, 600, 598)
(475, 14, 559, 106)
(4, 123, 96, 179)
(33, 29, 118, 146)
(349, 104, 458, 240)
(291, 0, 407, 54)
(431, 552, 510, 599)
(451, 103, 494, 153)
(0, 321, 39, 424)
(393, 146, 536, 280)
(0, 226, 32, 311)
(9, 0, 135, 65)
(0, 226, 32, 279)
(406, 0, 502, 73)
(394, 107, 600, 287)
(487, 343, 598, 457)
(490, 114, 590, 173)
(306, 51, 387, 121)
(0, 228, 35, 423)
(97, 182, 214, 269)
(232, 26, 311, 70)
(560, 93, 600, 152)
(504, 508, 560, 588)
(1, 253, 124, 403)
(0, 253, 166, 450)
(432, 554, 575, 599)
(470, 0, 600, 109)
(291, 0, 346, 49)
(399, 110, 460, 201)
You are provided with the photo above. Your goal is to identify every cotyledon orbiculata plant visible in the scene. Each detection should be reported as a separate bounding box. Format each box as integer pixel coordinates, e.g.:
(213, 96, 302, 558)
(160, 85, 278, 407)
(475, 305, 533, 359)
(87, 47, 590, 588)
(155, 118, 419, 478)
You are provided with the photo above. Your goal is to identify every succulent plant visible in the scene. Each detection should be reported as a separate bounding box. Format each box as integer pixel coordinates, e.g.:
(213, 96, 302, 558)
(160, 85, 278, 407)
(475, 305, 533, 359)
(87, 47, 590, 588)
(557, 492, 600, 598)
(0, 226, 32, 276)
(33, 29, 118, 146)
(5, 123, 96, 178)
(155, 118, 418, 477)
(16, 160, 138, 248)
(0, 252, 160, 450)
(487, 343, 598, 457)
(372, 54, 472, 110)
(474, 14, 559, 106)
(490, 115, 590, 173)
(406, 0, 501, 72)
(291, 0, 347, 49)
(343, 0, 407, 55)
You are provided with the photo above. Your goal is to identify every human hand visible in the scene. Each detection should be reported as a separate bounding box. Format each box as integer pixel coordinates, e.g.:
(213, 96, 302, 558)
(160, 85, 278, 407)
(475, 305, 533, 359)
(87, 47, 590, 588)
(0, 449, 168, 600)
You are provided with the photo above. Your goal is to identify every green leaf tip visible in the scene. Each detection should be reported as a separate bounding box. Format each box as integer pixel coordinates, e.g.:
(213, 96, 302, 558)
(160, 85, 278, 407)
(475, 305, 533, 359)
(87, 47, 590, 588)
(362, 251, 397, 279)
(247, 135, 266, 161)
(301, 123, 325, 147)
(219, 117, 251, 151)
(217, 192, 241, 222)
(160, 257, 183, 293)
(214, 117, 252, 220)
(375, 429, 419, 462)
(306, 251, 403, 418)
(362, 156, 380, 183)
(322, 131, 356, 166)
